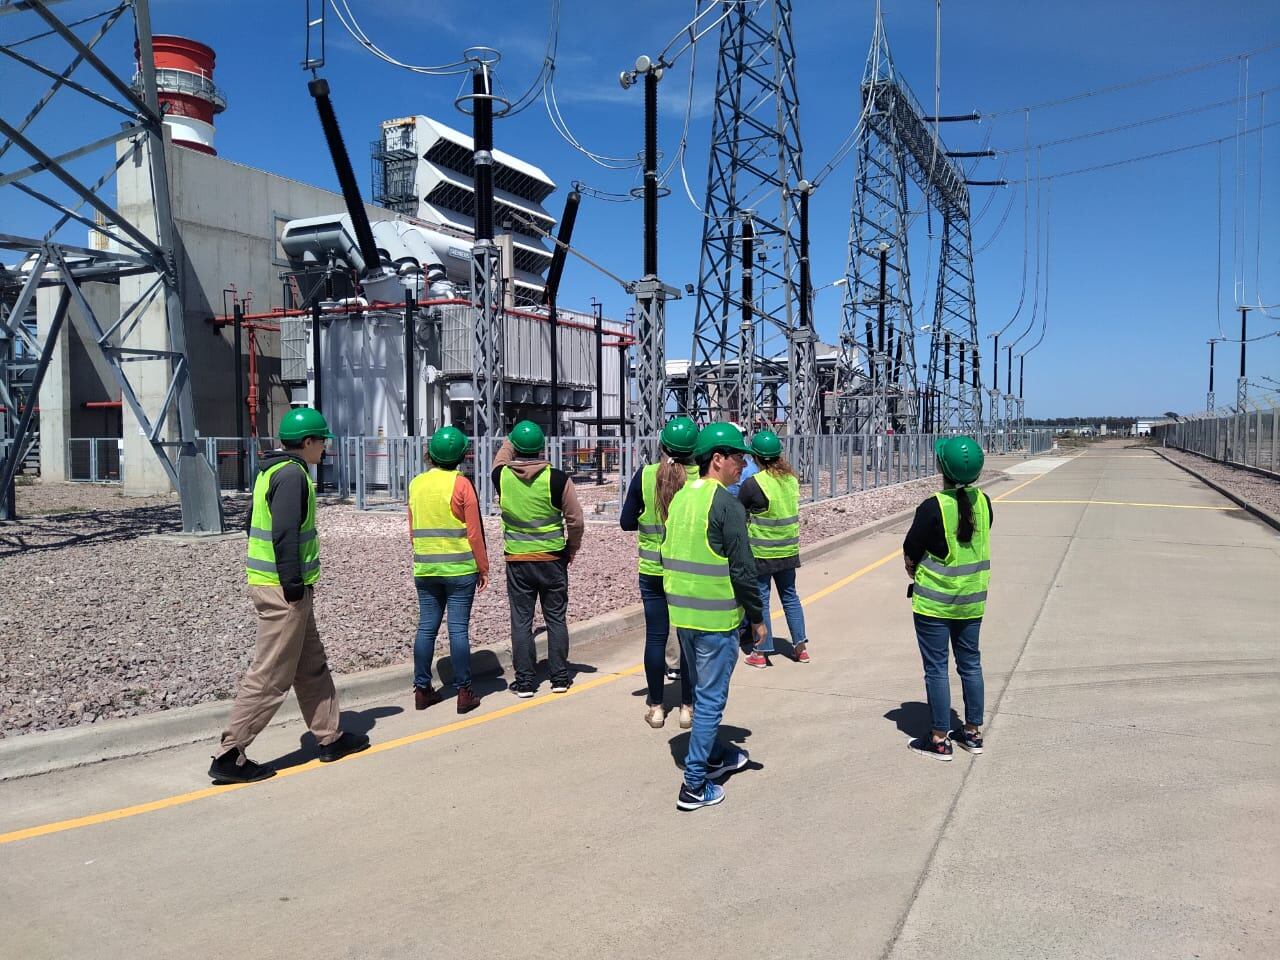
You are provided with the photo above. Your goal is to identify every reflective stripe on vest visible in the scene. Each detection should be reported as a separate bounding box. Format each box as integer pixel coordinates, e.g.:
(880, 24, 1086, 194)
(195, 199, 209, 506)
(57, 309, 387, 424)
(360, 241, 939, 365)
(912, 488, 991, 620)
(246, 459, 320, 587)
(637, 461, 700, 576)
(747, 470, 801, 560)
(500, 466, 566, 555)
(408, 468, 477, 578)
(660, 478, 742, 632)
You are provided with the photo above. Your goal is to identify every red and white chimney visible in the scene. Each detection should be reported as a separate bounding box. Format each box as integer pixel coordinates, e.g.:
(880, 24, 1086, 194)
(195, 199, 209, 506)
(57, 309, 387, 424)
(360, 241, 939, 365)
(134, 36, 226, 155)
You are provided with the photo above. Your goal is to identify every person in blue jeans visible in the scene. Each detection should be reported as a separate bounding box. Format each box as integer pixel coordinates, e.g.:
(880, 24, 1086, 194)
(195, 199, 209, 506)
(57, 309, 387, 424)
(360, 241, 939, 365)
(619, 418, 699, 729)
(902, 436, 992, 760)
(737, 431, 809, 667)
(407, 427, 489, 715)
(661, 422, 765, 811)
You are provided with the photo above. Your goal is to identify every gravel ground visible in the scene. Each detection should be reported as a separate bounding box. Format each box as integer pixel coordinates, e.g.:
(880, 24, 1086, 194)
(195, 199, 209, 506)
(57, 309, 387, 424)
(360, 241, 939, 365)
(0, 472, 971, 738)
(1159, 448, 1280, 517)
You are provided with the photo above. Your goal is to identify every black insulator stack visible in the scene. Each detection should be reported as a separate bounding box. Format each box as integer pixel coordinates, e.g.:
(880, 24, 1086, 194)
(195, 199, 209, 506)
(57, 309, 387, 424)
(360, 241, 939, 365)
(309, 77, 381, 274)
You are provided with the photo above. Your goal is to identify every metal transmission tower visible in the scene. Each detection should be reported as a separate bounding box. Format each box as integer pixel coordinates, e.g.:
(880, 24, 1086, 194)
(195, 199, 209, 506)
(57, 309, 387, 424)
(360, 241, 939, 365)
(836, 5, 983, 435)
(0, 0, 223, 532)
(688, 0, 806, 432)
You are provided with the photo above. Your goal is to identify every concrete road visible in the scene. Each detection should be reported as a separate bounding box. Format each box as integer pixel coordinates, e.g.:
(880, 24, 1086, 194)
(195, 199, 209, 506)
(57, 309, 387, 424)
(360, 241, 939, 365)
(2, 441, 1277, 959)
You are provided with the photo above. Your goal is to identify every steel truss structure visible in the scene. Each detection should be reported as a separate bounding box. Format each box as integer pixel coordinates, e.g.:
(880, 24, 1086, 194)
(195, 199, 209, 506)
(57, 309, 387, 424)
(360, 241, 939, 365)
(836, 6, 982, 435)
(0, 0, 223, 531)
(687, 0, 809, 434)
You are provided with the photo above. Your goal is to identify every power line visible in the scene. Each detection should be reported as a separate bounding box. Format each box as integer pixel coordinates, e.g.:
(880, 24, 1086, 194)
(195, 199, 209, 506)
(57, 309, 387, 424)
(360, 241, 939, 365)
(328, 0, 471, 76)
(1007, 119, 1280, 182)
(982, 40, 1280, 118)
(996, 86, 1278, 154)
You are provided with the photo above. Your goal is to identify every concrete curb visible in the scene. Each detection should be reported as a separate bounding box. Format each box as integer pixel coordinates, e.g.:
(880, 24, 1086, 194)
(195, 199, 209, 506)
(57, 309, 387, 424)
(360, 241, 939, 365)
(1154, 449, 1280, 533)
(0, 474, 1013, 782)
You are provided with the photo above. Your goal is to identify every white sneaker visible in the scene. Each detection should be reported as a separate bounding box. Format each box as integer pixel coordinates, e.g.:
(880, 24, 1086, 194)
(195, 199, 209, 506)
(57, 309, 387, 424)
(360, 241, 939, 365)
(678, 705, 693, 729)
(644, 704, 666, 728)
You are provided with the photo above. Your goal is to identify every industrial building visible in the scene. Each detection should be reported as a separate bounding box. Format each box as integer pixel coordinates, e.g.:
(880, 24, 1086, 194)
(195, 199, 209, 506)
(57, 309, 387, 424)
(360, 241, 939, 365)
(22, 35, 628, 498)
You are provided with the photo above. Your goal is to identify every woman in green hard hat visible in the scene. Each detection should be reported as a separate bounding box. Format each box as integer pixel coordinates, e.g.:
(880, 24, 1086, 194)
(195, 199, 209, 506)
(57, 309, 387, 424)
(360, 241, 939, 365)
(737, 430, 810, 667)
(407, 425, 489, 715)
(902, 435, 993, 761)
(619, 417, 698, 728)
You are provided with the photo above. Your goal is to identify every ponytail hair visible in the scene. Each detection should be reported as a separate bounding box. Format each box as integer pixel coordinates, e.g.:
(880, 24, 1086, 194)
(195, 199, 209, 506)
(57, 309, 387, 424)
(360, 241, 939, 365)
(954, 484, 975, 544)
(762, 454, 797, 480)
(655, 445, 694, 520)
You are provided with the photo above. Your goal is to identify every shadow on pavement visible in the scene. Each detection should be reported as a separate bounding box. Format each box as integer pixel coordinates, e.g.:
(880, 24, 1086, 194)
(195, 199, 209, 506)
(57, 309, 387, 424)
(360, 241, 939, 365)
(272, 705, 403, 770)
(666, 724, 760, 779)
(884, 701, 961, 739)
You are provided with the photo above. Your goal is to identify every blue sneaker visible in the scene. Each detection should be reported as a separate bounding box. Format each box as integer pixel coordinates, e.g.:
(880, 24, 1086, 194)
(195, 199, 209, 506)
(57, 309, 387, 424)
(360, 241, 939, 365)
(706, 748, 750, 781)
(676, 781, 725, 811)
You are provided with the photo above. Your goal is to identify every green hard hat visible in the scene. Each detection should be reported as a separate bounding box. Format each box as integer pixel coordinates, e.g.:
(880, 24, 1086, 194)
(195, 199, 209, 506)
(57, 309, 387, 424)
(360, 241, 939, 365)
(660, 417, 699, 455)
(428, 425, 470, 467)
(935, 435, 984, 484)
(693, 421, 750, 460)
(279, 407, 333, 442)
(750, 430, 783, 459)
(509, 420, 545, 456)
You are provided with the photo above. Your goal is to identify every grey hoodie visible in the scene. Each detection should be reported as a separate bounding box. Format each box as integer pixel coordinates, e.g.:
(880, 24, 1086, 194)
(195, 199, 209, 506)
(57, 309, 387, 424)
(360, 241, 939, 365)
(491, 439, 584, 561)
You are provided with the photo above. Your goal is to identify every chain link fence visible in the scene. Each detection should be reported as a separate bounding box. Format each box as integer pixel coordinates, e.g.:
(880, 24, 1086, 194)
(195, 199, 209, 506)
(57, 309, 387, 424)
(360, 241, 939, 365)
(66, 438, 123, 483)
(1152, 408, 1280, 475)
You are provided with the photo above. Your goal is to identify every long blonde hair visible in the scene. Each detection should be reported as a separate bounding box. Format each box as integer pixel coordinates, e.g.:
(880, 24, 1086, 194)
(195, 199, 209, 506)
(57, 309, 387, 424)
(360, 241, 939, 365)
(655, 446, 694, 520)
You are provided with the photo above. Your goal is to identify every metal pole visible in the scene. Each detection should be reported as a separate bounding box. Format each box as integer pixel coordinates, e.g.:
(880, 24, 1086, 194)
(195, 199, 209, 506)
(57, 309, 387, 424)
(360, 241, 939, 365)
(311, 299, 323, 491)
(544, 190, 581, 440)
(595, 300, 604, 485)
(739, 217, 755, 426)
(643, 69, 658, 279)
(233, 301, 245, 491)
(404, 291, 416, 437)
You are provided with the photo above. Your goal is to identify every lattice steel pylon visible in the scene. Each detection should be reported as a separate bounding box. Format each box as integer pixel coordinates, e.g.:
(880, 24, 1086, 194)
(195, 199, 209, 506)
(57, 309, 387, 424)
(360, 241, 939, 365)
(687, 0, 807, 434)
(0, 0, 223, 531)
(836, 4, 982, 435)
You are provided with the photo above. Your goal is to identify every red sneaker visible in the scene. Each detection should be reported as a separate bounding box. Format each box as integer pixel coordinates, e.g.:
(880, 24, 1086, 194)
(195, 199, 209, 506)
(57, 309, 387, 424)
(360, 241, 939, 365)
(794, 647, 811, 664)
(744, 652, 769, 669)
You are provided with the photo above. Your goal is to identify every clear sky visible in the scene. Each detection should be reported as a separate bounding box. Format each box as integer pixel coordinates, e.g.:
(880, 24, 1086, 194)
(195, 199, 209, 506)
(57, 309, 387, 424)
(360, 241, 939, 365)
(3, 0, 1278, 418)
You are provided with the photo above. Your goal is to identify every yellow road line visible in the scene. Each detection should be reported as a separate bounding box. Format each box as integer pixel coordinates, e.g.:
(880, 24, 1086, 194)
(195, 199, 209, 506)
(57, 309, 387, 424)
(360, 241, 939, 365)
(1001, 499, 1239, 511)
(0, 464, 1064, 848)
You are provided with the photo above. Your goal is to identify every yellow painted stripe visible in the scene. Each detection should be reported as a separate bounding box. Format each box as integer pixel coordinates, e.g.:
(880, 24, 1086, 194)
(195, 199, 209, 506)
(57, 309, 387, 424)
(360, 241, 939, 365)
(0, 465, 1064, 847)
(1001, 499, 1239, 511)
(0, 666, 644, 846)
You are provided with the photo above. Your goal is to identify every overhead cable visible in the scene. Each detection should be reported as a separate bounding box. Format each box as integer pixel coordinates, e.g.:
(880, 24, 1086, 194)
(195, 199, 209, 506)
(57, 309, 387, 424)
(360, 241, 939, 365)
(328, 0, 470, 75)
(996, 86, 1278, 154)
(982, 40, 1280, 118)
(1006, 119, 1280, 182)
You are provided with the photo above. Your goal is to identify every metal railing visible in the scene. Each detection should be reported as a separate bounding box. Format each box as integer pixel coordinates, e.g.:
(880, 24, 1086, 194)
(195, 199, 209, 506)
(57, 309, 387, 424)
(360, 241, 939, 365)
(60, 427, 1055, 507)
(1152, 408, 1280, 475)
(66, 438, 123, 483)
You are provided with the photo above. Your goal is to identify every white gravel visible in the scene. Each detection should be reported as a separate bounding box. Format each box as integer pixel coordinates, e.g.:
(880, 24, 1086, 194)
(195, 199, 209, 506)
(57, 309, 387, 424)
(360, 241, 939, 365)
(1159, 448, 1280, 518)
(0, 473, 961, 738)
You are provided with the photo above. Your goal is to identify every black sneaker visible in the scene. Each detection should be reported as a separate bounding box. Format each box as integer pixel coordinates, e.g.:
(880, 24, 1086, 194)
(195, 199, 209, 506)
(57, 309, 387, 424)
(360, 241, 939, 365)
(318, 730, 370, 763)
(511, 683, 536, 699)
(908, 737, 954, 761)
(952, 728, 984, 754)
(706, 747, 750, 781)
(550, 679, 572, 694)
(208, 748, 275, 784)
(665, 667, 681, 681)
(676, 781, 725, 811)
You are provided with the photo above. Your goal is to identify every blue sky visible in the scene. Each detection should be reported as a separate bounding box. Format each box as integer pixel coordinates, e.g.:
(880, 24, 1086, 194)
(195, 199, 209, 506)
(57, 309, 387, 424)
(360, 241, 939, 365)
(3, 0, 1278, 418)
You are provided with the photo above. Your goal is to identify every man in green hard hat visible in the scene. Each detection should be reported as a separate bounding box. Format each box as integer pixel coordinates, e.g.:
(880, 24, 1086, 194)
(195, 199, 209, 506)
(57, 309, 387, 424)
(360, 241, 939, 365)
(662, 421, 766, 811)
(492, 420, 584, 697)
(902, 435, 993, 761)
(210, 407, 369, 784)
(408, 425, 489, 715)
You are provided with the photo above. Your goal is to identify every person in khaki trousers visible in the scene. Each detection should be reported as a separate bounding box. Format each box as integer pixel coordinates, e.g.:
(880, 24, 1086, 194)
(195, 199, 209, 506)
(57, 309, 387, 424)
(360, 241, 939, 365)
(209, 408, 369, 784)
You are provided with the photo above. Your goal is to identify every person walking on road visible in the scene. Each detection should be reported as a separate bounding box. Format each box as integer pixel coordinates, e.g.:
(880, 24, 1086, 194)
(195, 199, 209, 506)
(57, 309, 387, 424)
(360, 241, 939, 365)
(493, 421, 584, 698)
(662, 422, 766, 811)
(209, 408, 369, 784)
(902, 436, 992, 761)
(408, 426, 489, 715)
(619, 417, 698, 729)
(738, 430, 810, 668)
